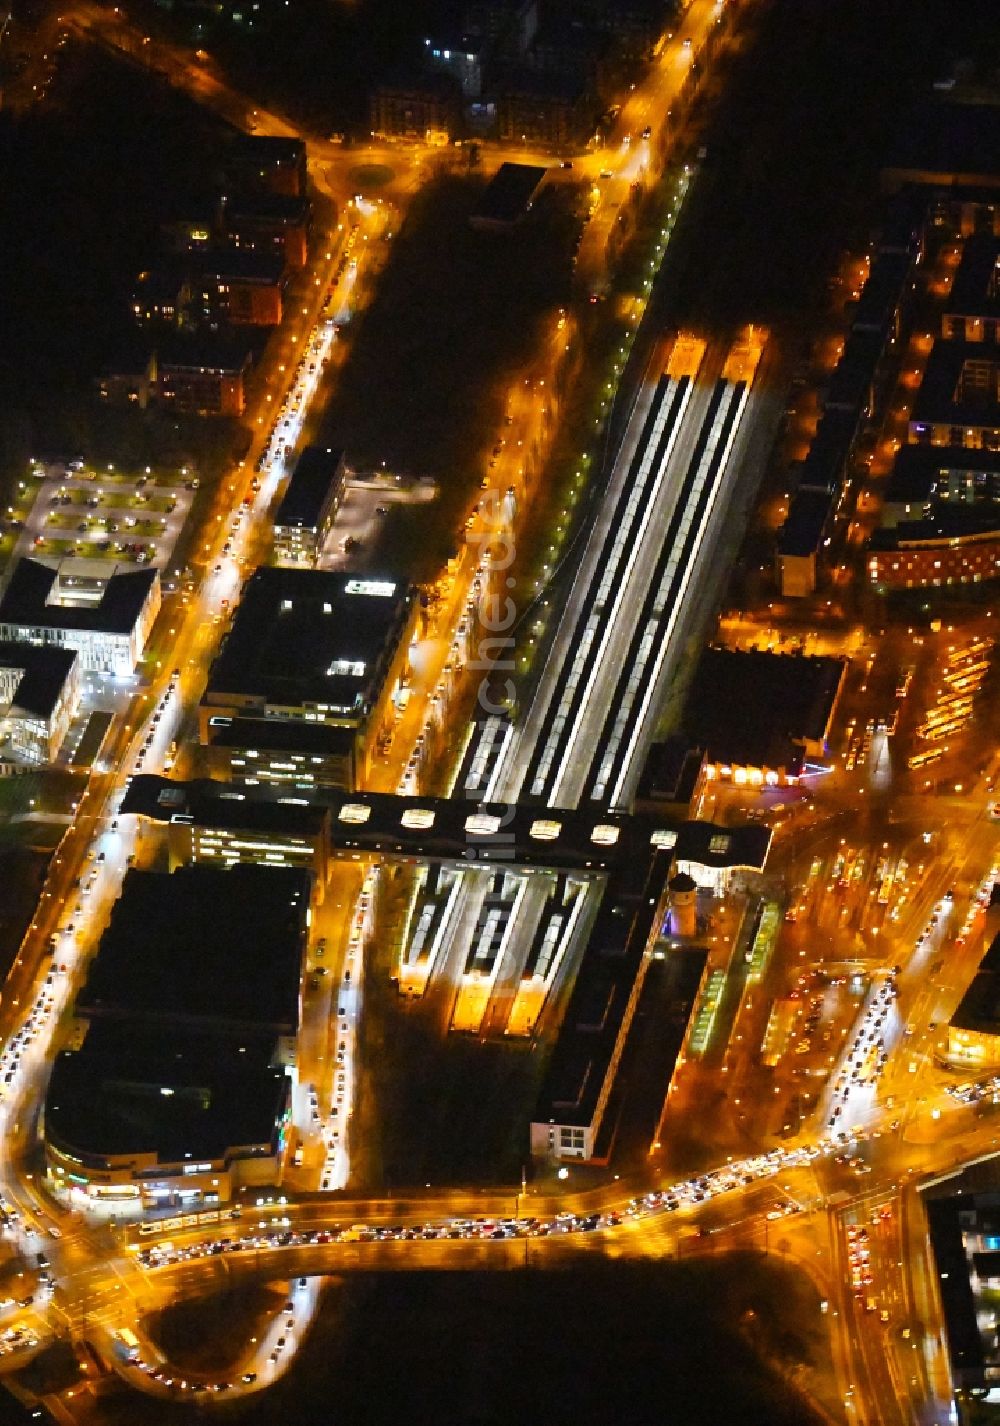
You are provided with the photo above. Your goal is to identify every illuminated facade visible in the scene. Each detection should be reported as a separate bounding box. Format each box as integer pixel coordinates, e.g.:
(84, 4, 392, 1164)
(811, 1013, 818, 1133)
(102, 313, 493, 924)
(0, 558, 161, 678)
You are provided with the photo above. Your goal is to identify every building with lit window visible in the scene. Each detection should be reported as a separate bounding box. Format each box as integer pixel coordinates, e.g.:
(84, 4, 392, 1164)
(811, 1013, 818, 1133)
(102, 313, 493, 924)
(273, 447, 346, 566)
(194, 249, 288, 327)
(880, 446, 1000, 528)
(224, 135, 307, 199)
(223, 193, 312, 269)
(679, 647, 848, 788)
(122, 775, 331, 898)
(199, 567, 418, 788)
(909, 340, 1000, 450)
(43, 863, 308, 1207)
(947, 905, 1000, 1071)
(156, 335, 255, 417)
(867, 512, 1000, 591)
(494, 68, 597, 149)
(0, 642, 81, 764)
(530, 852, 706, 1164)
(369, 72, 463, 141)
(942, 233, 1000, 345)
(928, 1190, 1000, 1394)
(0, 558, 161, 678)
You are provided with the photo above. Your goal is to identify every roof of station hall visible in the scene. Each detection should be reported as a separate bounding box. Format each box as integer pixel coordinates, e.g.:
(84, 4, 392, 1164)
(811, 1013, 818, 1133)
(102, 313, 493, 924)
(121, 775, 773, 874)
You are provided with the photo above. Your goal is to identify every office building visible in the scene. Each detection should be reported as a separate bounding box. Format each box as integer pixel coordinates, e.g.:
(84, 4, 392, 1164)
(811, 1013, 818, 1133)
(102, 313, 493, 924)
(199, 567, 418, 788)
(0, 558, 160, 678)
(122, 774, 332, 897)
(928, 1191, 1000, 1392)
(273, 446, 346, 566)
(0, 642, 81, 764)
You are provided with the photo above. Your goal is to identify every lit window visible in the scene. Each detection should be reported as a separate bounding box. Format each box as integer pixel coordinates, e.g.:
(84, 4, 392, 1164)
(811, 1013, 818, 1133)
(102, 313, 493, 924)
(339, 803, 371, 825)
(650, 829, 677, 849)
(591, 824, 620, 846)
(465, 813, 501, 836)
(345, 579, 396, 598)
(530, 819, 561, 841)
(401, 808, 435, 829)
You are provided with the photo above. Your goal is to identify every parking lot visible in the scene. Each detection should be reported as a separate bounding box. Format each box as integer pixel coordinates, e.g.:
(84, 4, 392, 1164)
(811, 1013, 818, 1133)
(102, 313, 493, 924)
(7, 461, 197, 573)
(316, 473, 436, 572)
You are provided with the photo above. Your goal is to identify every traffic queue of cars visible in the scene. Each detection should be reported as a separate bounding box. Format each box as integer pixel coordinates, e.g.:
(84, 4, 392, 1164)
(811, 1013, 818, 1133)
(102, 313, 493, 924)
(828, 970, 899, 1127)
(134, 1141, 836, 1277)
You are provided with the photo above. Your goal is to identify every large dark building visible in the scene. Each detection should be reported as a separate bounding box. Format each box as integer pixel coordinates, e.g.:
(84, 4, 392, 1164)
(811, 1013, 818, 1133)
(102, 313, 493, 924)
(199, 567, 419, 788)
(44, 863, 309, 1207)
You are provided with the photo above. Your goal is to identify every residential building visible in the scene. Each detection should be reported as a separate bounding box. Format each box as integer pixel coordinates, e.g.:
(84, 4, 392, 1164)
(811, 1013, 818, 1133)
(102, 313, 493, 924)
(369, 72, 463, 142)
(224, 135, 307, 199)
(942, 233, 1000, 344)
(156, 336, 255, 417)
(423, 33, 486, 98)
(495, 69, 598, 149)
(192, 249, 287, 328)
(223, 193, 312, 269)
(909, 341, 1000, 449)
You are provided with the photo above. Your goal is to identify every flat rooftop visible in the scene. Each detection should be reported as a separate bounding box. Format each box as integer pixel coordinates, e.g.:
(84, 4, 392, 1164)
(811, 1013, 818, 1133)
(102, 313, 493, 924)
(46, 1019, 289, 1164)
(124, 775, 330, 840)
(227, 134, 305, 169)
(471, 162, 548, 228)
(197, 249, 287, 286)
(274, 446, 346, 531)
(0, 558, 157, 637)
(952, 931, 1000, 1036)
(78, 863, 308, 1033)
(204, 566, 414, 717)
(778, 487, 836, 557)
(682, 648, 847, 771)
(911, 341, 1000, 430)
(0, 641, 78, 721)
(947, 233, 1000, 320)
(120, 775, 773, 877)
(884, 103, 1000, 189)
(870, 507, 1000, 549)
(824, 328, 883, 412)
(205, 717, 356, 758)
(158, 331, 255, 375)
(224, 193, 311, 225)
(533, 852, 672, 1130)
(798, 410, 857, 493)
(852, 250, 914, 333)
(926, 1196, 985, 1382)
